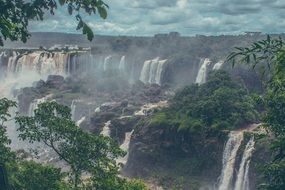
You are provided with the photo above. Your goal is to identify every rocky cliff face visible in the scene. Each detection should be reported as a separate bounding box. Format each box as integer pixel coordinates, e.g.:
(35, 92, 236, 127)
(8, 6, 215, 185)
(123, 118, 227, 189)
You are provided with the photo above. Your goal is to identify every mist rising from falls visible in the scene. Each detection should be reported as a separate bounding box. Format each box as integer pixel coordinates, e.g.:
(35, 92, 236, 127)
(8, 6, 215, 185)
(234, 137, 255, 190)
(139, 58, 167, 85)
(195, 58, 211, 85)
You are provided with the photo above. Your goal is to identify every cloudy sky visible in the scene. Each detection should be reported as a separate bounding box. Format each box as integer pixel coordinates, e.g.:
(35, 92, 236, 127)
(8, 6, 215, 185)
(30, 0, 285, 36)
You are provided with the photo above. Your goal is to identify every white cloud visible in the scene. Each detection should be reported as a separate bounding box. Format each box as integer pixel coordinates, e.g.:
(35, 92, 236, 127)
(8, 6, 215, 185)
(29, 0, 285, 36)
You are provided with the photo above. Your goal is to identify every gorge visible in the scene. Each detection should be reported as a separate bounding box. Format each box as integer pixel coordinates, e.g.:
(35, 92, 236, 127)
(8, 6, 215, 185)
(0, 32, 272, 190)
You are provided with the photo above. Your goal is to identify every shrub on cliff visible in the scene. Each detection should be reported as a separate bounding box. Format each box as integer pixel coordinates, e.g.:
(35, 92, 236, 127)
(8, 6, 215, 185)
(151, 70, 259, 132)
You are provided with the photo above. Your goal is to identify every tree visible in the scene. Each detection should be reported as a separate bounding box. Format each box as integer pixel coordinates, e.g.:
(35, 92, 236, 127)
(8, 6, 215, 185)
(152, 70, 258, 132)
(8, 160, 68, 190)
(0, 98, 16, 190)
(0, 0, 108, 46)
(227, 36, 285, 190)
(15, 101, 125, 189)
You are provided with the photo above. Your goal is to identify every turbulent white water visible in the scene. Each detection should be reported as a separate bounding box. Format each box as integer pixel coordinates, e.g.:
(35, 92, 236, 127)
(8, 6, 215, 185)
(218, 131, 244, 190)
(139, 58, 167, 85)
(234, 137, 255, 190)
(76, 116, 86, 126)
(195, 58, 211, 84)
(134, 101, 168, 116)
(100, 120, 111, 137)
(116, 130, 134, 166)
(213, 61, 224, 70)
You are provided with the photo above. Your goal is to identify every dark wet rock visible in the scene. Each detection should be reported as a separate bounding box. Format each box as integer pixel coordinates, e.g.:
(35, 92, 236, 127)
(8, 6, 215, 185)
(123, 119, 227, 188)
(46, 75, 64, 88)
(120, 100, 129, 107)
(33, 80, 46, 89)
(17, 87, 39, 114)
(111, 116, 141, 144)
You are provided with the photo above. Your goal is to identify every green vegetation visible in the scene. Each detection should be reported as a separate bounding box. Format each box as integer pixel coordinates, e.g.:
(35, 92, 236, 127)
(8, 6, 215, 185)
(228, 36, 285, 190)
(0, 0, 108, 45)
(0, 99, 148, 190)
(152, 70, 259, 132)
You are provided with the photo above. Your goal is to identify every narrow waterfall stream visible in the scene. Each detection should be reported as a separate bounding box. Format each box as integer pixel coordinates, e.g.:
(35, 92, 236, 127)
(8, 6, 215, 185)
(71, 100, 77, 121)
(213, 61, 224, 70)
(234, 137, 255, 190)
(99, 120, 133, 167)
(116, 130, 134, 166)
(217, 131, 255, 190)
(76, 116, 86, 126)
(195, 58, 211, 84)
(100, 120, 111, 137)
(218, 131, 244, 190)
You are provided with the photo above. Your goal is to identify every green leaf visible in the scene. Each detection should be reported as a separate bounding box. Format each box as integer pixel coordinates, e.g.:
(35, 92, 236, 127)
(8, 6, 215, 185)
(83, 23, 94, 41)
(68, 3, 73, 15)
(58, 0, 66, 6)
(97, 6, 107, 19)
(76, 20, 83, 30)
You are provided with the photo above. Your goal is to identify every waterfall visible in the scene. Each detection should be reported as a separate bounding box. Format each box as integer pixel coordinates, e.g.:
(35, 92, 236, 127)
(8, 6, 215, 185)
(71, 100, 76, 121)
(217, 131, 244, 190)
(100, 120, 111, 137)
(148, 58, 160, 83)
(195, 58, 211, 84)
(139, 58, 167, 85)
(76, 116, 86, 126)
(116, 130, 134, 166)
(213, 61, 224, 70)
(119, 55, 126, 73)
(155, 59, 167, 85)
(134, 101, 168, 116)
(234, 137, 255, 190)
(139, 60, 152, 83)
(103, 55, 112, 71)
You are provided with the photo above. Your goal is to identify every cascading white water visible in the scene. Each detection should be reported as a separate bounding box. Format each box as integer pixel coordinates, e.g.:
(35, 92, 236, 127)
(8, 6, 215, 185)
(195, 58, 211, 84)
(234, 137, 255, 190)
(71, 100, 77, 121)
(139, 60, 152, 83)
(116, 130, 134, 166)
(217, 131, 244, 190)
(119, 55, 126, 73)
(76, 116, 86, 126)
(213, 61, 224, 70)
(155, 59, 167, 85)
(139, 58, 167, 85)
(103, 55, 112, 71)
(148, 58, 160, 83)
(100, 120, 111, 137)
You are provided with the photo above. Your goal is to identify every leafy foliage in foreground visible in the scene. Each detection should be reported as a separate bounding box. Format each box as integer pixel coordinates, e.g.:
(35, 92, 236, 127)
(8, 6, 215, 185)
(0, 99, 148, 190)
(228, 35, 285, 190)
(0, 0, 109, 46)
(152, 70, 259, 133)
